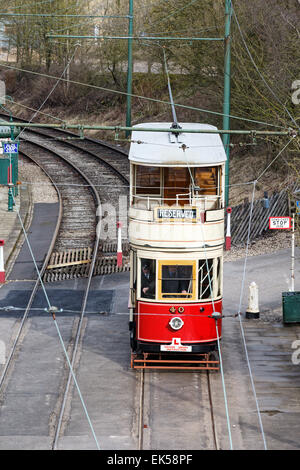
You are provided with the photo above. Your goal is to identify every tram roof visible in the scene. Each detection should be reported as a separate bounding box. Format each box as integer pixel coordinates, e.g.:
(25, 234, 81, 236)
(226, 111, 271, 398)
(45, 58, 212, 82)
(129, 123, 227, 166)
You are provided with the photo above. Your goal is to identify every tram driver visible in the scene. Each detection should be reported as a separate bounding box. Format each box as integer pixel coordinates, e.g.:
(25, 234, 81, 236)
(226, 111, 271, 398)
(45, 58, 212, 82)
(141, 261, 155, 299)
(162, 265, 189, 296)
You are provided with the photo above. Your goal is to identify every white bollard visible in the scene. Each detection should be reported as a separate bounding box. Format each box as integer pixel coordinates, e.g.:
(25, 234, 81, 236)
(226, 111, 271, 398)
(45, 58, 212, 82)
(246, 281, 260, 319)
(225, 207, 232, 250)
(117, 221, 123, 267)
(0, 239, 5, 283)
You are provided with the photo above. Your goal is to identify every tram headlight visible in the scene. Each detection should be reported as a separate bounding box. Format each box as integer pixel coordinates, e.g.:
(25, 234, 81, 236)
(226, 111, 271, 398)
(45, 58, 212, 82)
(169, 316, 184, 331)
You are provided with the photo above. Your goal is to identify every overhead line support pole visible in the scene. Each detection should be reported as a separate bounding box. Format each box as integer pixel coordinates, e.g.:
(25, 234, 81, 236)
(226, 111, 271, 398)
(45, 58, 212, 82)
(223, 0, 232, 207)
(126, 0, 134, 137)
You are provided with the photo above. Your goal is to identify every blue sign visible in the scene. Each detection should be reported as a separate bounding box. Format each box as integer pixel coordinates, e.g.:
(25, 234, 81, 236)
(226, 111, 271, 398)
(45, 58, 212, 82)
(297, 201, 300, 214)
(3, 143, 18, 154)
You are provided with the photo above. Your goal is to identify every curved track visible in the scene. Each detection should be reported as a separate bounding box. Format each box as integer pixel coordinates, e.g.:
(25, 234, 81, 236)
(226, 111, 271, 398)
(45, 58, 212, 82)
(0, 115, 229, 451)
(4, 113, 131, 279)
(0, 120, 128, 449)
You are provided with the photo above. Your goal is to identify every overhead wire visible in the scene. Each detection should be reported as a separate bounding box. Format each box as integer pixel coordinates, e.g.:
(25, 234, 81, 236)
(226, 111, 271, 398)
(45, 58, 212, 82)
(231, 2, 300, 133)
(158, 47, 296, 448)
(0, 0, 56, 14)
(232, 135, 296, 450)
(142, 0, 201, 32)
(9, 192, 101, 450)
(0, 63, 289, 130)
(234, 180, 268, 450)
(198, 218, 233, 450)
(1, 2, 298, 450)
(161, 39, 233, 448)
(0, 41, 101, 449)
(17, 43, 80, 140)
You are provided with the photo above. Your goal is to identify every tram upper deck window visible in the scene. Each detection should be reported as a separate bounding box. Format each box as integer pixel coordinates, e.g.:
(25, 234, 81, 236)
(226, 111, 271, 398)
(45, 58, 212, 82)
(158, 261, 196, 300)
(164, 167, 190, 206)
(194, 167, 219, 196)
(140, 258, 156, 299)
(135, 165, 161, 195)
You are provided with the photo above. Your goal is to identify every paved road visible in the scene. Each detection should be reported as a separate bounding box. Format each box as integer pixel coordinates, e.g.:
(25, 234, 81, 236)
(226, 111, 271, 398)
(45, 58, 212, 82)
(223, 247, 300, 314)
(0, 199, 300, 450)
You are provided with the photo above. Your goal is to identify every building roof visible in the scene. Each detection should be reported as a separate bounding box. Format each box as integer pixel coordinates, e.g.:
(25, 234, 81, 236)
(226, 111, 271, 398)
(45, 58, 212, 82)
(129, 122, 227, 166)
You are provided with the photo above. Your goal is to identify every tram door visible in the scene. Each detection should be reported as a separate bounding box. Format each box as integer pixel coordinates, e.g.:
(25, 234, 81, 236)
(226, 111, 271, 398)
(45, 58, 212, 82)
(164, 168, 190, 206)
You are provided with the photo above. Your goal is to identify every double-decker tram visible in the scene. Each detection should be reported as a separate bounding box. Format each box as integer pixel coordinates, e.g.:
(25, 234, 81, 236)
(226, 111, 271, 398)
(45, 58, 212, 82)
(128, 122, 226, 370)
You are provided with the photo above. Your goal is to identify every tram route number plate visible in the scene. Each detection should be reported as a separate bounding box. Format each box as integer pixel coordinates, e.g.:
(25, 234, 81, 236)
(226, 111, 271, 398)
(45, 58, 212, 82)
(269, 216, 291, 229)
(160, 338, 192, 352)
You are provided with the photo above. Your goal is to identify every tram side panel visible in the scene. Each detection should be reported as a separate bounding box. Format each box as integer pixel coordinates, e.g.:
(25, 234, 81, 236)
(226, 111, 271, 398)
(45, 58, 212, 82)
(129, 250, 223, 353)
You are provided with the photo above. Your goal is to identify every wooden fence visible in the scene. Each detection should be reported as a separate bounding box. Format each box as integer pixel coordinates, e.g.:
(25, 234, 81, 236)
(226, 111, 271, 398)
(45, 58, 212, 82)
(227, 190, 289, 245)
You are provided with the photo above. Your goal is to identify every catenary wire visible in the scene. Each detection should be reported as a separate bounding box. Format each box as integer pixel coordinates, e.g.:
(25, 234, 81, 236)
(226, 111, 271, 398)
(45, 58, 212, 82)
(0, 63, 288, 130)
(231, 2, 300, 133)
(9, 192, 101, 449)
(235, 181, 268, 450)
(17, 44, 80, 140)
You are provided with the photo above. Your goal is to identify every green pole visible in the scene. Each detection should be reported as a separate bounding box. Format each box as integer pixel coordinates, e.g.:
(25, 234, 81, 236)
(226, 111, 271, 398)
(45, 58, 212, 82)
(223, 0, 232, 207)
(8, 184, 13, 211)
(126, 0, 133, 137)
(8, 151, 13, 211)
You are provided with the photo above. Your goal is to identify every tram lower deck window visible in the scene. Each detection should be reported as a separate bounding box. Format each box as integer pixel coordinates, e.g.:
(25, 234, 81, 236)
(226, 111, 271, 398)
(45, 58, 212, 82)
(140, 259, 156, 299)
(198, 258, 222, 299)
(198, 259, 213, 299)
(158, 262, 196, 300)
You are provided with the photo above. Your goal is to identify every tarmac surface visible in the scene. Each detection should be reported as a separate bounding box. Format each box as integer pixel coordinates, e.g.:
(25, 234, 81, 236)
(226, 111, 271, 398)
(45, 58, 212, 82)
(0, 191, 300, 450)
(0, 184, 32, 277)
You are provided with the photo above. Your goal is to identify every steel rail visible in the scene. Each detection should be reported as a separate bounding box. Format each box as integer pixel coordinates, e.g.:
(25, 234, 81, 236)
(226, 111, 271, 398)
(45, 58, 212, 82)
(138, 369, 145, 450)
(137, 368, 220, 450)
(49, 159, 101, 451)
(0, 123, 128, 448)
(18, 139, 101, 449)
(23, 125, 130, 186)
(206, 370, 220, 450)
(0, 153, 63, 393)
(0, 112, 129, 187)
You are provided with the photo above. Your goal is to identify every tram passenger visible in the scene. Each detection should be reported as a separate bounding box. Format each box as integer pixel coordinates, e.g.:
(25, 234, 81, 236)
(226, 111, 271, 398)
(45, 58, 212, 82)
(162, 265, 188, 296)
(141, 262, 155, 298)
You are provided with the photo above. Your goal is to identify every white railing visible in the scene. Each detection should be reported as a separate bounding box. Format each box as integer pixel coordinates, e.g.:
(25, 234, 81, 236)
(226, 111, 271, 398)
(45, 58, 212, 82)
(132, 193, 222, 211)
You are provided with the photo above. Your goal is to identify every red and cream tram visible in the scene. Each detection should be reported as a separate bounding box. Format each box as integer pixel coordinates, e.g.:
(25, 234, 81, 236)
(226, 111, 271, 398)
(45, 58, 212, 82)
(128, 123, 226, 369)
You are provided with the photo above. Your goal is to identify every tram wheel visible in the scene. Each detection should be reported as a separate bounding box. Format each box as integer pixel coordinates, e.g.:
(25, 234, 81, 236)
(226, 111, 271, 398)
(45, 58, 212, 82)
(130, 329, 137, 352)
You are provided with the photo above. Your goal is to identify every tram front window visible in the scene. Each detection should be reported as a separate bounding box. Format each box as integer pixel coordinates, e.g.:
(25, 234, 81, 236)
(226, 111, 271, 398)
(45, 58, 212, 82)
(135, 166, 161, 195)
(140, 258, 156, 299)
(164, 167, 190, 206)
(194, 167, 219, 195)
(159, 263, 195, 299)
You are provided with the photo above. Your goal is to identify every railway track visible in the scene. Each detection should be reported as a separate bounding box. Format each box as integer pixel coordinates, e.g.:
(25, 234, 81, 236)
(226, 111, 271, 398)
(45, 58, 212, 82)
(1, 112, 131, 280)
(136, 369, 220, 450)
(0, 136, 103, 447)
(0, 120, 130, 449)
(0, 115, 226, 450)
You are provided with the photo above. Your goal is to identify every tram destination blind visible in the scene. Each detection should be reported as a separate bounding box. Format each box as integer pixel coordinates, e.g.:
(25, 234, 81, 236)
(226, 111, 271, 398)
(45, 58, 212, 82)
(156, 207, 197, 220)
